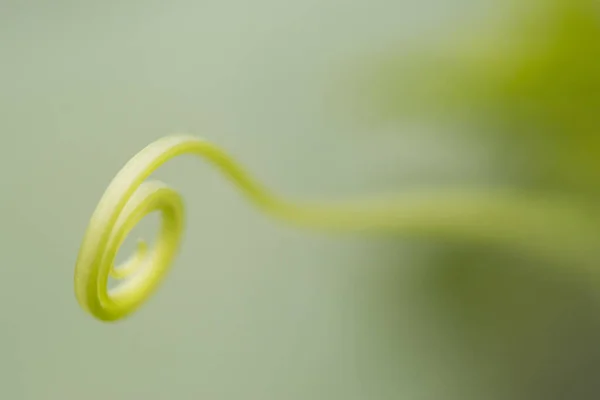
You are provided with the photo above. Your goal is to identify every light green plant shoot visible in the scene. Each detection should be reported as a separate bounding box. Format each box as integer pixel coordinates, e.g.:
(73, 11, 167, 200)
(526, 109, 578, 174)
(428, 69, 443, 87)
(74, 134, 599, 322)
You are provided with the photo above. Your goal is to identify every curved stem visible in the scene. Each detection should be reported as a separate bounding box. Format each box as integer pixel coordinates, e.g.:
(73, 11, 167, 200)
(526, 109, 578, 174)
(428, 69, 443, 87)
(75, 134, 599, 322)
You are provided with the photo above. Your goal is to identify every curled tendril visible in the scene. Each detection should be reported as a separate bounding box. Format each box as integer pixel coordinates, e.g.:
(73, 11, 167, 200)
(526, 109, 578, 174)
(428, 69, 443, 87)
(74, 134, 598, 322)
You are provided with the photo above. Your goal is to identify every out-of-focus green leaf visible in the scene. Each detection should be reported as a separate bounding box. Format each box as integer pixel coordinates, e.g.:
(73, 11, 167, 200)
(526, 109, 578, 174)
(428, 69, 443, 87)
(363, 0, 600, 196)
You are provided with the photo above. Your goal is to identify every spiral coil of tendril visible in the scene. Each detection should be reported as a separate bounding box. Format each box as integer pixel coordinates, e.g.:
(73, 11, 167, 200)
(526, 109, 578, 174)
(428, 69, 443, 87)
(74, 135, 286, 322)
(74, 134, 598, 323)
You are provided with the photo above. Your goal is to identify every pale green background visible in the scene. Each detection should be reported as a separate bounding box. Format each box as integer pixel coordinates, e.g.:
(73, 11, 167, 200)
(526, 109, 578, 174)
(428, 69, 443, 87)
(2, 1, 596, 400)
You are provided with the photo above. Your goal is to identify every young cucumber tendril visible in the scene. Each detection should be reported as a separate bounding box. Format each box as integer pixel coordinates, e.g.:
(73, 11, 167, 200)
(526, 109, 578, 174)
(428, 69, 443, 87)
(74, 134, 599, 322)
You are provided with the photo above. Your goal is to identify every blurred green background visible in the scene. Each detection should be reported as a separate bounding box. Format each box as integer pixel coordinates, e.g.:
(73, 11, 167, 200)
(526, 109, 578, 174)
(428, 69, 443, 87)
(1, 1, 600, 399)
